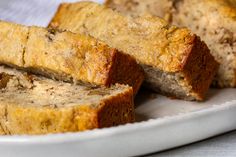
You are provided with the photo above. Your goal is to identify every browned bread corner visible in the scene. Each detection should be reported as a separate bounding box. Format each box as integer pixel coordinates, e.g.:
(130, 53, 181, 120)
(0, 21, 144, 95)
(0, 66, 134, 135)
(48, 1, 219, 101)
(105, 0, 236, 88)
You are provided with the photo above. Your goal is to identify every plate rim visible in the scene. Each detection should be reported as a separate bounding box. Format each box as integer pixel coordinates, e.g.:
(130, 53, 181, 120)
(1, 99, 236, 144)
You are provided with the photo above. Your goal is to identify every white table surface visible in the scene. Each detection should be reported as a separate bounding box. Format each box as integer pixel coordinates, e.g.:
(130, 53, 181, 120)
(148, 131, 236, 157)
(0, 0, 236, 156)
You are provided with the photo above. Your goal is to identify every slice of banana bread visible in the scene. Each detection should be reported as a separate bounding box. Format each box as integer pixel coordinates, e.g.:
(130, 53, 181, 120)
(0, 21, 28, 67)
(0, 65, 134, 135)
(0, 20, 144, 95)
(49, 1, 219, 101)
(105, 0, 236, 87)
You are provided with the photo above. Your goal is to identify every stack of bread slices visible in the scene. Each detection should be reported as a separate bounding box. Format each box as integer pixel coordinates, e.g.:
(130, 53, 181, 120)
(106, 0, 236, 87)
(1, 0, 231, 135)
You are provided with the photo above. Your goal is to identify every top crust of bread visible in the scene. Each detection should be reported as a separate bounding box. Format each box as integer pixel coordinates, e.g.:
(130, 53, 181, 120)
(0, 66, 134, 135)
(105, 0, 236, 87)
(48, 2, 219, 100)
(0, 21, 144, 95)
(49, 2, 200, 72)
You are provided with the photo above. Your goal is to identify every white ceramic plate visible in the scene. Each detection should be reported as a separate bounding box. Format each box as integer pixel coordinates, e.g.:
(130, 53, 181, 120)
(0, 0, 236, 157)
(1, 89, 236, 157)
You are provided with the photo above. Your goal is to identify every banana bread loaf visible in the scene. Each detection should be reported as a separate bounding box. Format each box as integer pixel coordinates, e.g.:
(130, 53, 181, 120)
(105, 0, 236, 87)
(0, 20, 144, 95)
(49, 1, 219, 101)
(0, 65, 134, 135)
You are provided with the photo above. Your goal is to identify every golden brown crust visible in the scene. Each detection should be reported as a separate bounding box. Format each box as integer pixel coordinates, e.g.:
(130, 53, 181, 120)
(181, 35, 219, 100)
(0, 21, 144, 95)
(48, 1, 219, 100)
(0, 85, 134, 135)
(106, 0, 236, 88)
(173, 0, 236, 88)
(105, 0, 112, 5)
(108, 50, 144, 95)
(0, 21, 28, 66)
(48, 2, 196, 72)
(25, 26, 116, 85)
(97, 87, 134, 128)
(2, 89, 133, 135)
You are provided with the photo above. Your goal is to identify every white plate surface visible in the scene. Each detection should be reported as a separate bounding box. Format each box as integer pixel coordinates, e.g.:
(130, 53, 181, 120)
(0, 0, 236, 157)
(0, 89, 236, 157)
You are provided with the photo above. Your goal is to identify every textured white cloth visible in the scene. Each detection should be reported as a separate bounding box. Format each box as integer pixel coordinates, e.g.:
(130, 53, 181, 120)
(0, 0, 236, 156)
(149, 131, 236, 157)
(0, 0, 102, 26)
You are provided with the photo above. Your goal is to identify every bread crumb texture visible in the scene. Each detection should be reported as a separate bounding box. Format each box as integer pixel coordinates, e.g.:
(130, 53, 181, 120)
(0, 20, 144, 95)
(49, 1, 219, 100)
(105, 0, 236, 87)
(0, 66, 134, 135)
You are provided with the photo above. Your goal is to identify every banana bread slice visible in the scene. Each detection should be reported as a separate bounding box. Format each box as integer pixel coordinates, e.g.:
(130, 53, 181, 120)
(0, 21, 144, 95)
(0, 65, 134, 135)
(105, 0, 236, 87)
(48, 1, 219, 101)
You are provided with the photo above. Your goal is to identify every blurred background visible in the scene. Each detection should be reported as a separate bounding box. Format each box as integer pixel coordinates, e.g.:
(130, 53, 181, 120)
(0, 0, 102, 26)
(0, 0, 235, 156)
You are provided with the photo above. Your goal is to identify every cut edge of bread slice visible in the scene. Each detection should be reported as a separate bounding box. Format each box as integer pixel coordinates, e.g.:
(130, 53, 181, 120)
(48, 1, 219, 101)
(0, 20, 144, 95)
(0, 66, 134, 135)
(105, 0, 236, 88)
